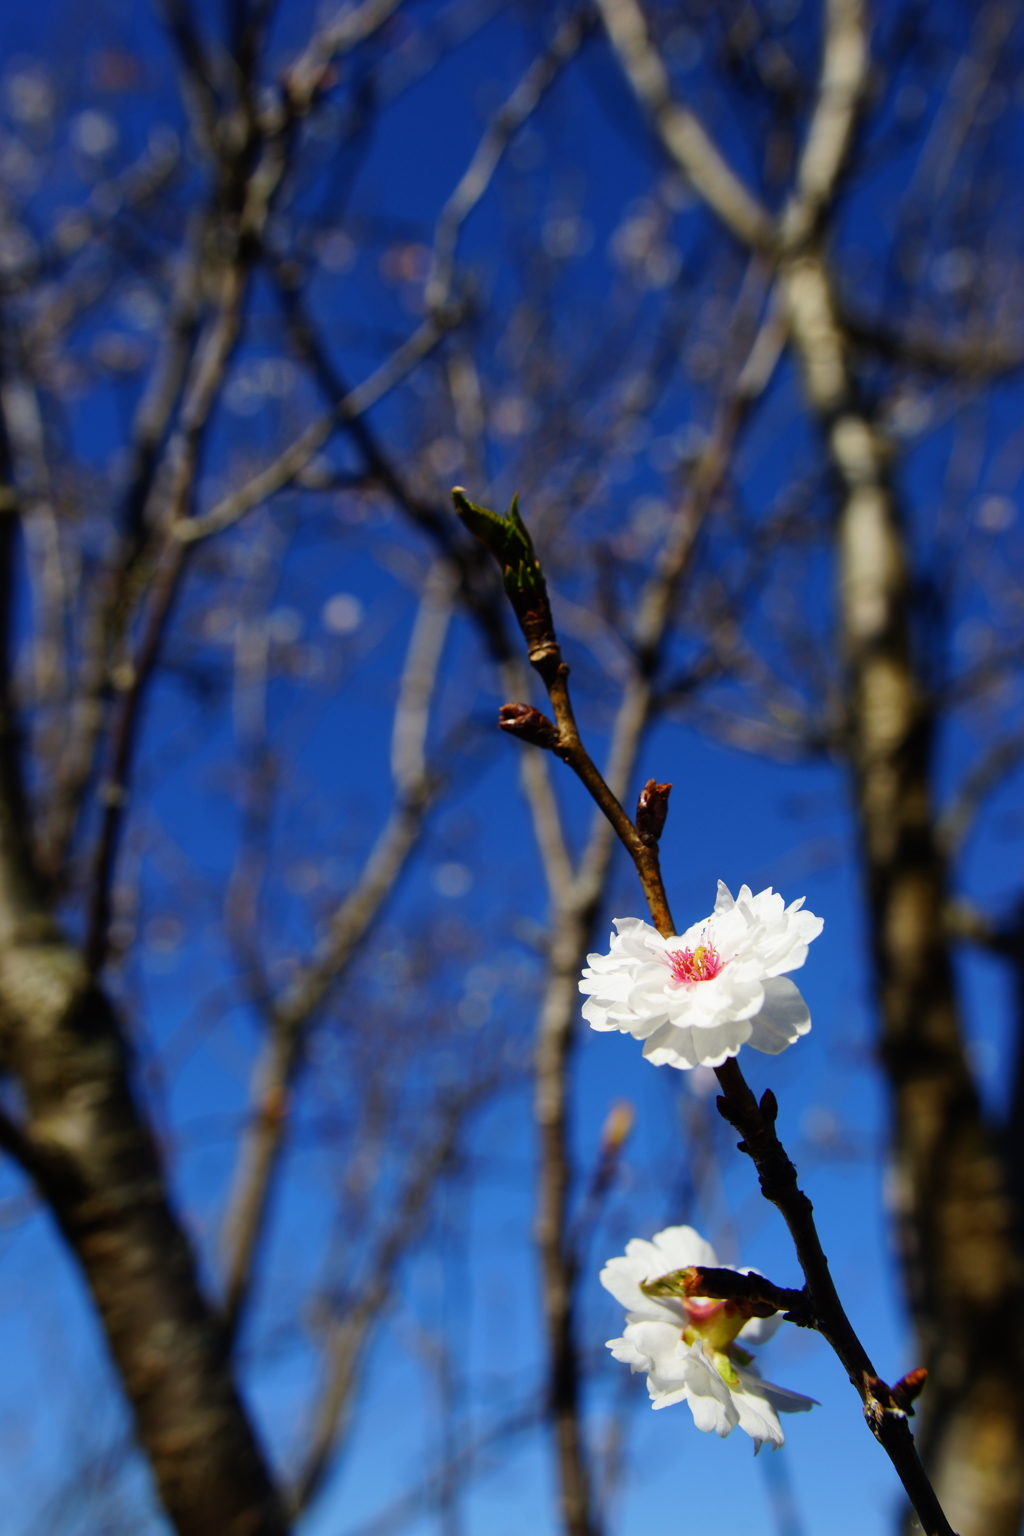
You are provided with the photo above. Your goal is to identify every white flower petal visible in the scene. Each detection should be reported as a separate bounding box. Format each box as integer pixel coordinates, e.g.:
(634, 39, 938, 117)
(745, 1369, 818, 1415)
(729, 1382, 786, 1448)
(600, 1226, 719, 1314)
(745, 977, 812, 1055)
(600, 1252, 681, 1320)
(606, 1318, 682, 1375)
(664, 1343, 738, 1436)
(651, 1224, 720, 1271)
(642, 1017, 751, 1069)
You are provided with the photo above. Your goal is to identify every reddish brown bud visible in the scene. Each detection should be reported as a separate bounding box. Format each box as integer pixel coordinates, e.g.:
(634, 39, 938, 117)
(498, 702, 560, 750)
(636, 779, 672, 846)
(892, 1368, 928, 1414)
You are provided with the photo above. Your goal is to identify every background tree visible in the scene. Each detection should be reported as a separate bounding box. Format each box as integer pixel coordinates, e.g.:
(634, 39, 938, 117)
(0, 4, 1023, 1536)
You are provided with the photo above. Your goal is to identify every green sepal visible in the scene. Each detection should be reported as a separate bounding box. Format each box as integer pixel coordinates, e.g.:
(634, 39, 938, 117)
(639, 1268, 693, 1299)
(451, 487, 544, 598)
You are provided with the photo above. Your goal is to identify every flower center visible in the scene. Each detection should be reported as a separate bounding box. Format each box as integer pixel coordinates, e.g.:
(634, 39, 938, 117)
(681, 1297, 753, 1387)
(681, 1297, 747, 1351)
(668, 941, 724, 984)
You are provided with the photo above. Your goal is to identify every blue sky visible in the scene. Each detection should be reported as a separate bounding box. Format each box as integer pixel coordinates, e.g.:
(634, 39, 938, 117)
(0, 3, 1022, 1535)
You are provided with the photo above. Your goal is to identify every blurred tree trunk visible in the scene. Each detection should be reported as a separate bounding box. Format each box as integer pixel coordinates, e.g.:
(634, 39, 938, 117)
(0, 466, 287, 1533)
(786, 251, 1024, 1536)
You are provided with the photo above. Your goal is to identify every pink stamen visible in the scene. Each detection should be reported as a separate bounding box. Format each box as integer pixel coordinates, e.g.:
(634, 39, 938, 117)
(668, 941, 724, 984)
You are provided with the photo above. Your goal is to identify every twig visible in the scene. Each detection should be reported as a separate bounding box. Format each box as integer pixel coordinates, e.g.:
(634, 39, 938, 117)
(332, 1398, 544, 1536)
(778, 0, 869, 251)
(640, 1262, 811, 1324)
(937, 729, 1024, 858)
(84, 257, 250, 973)
(425, 11, 591, 311)
(710, 1060, 952, 1536)
(290, 1081, 487, 1514)
(177, 316, 449, 544)
(595, 0, 867, 260)
(284, 0, 406, 119)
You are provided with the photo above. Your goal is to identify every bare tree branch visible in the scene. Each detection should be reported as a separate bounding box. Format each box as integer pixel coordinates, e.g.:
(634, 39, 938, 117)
(177, 315, 449, 545)
(938, 730, 1024, 859)
(779, 0, 869, 251)
(220, 561, 456, 1337)
(290, 1082, 486, 1514)
(593, 0, 773, 250)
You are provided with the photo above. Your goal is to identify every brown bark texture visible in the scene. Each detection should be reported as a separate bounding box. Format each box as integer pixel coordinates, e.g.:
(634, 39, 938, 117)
(3, 971, 288, 1536)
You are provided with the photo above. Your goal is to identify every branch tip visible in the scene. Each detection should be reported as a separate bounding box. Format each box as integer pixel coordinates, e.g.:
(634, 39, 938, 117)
(451, 488, 560, 679)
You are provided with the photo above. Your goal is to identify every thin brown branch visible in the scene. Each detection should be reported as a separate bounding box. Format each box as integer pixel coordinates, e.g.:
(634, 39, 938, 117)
(159, 0, 222, 147)
(468, 316, 957, 1536)
(842, 305, 1024, 378)
(641, 1262, 811, 1324)
(39, 213, 207, 878)
(84, 254, 250, 973)
(190, 18, 587, 555)
(500, 282, 779, 1536)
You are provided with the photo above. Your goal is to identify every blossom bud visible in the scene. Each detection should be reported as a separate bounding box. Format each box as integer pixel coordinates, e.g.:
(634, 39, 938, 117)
(452, 487, 560, 678)
(636, 778, 672, 845)
(892, 1368, 928, 1414)
(498, 701, 560, 749)
(600, 1099, 635, 1155)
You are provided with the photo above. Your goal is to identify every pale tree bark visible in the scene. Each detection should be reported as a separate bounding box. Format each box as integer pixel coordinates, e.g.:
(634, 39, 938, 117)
(595, 3, 1024, 1532)
(785, 257, 1024, 1536)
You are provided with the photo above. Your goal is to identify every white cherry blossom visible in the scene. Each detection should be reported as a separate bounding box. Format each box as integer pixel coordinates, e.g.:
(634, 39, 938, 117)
(601, 1225, 815, 1449)
(579, 881, 823, 1069)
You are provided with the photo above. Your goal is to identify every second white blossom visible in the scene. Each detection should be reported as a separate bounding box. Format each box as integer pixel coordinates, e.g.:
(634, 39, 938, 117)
(602, 1225, 816, 1449)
